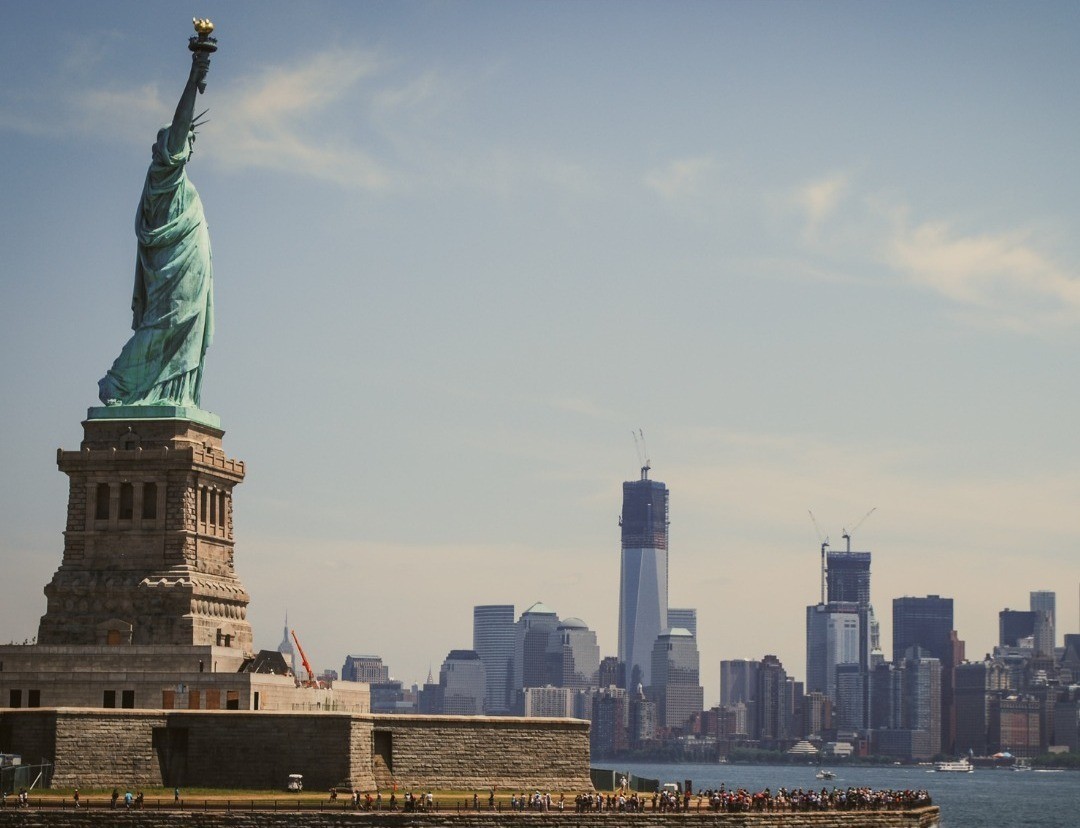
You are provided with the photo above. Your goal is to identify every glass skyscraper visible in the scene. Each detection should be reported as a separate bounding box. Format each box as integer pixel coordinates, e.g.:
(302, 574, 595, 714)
(618, 466, 669, 688)
(472, 604, 515, 714)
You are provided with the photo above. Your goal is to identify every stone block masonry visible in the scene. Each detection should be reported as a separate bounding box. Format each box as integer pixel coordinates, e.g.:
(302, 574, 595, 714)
(0, 710, 592, 793)
(371, 715, 591, 791)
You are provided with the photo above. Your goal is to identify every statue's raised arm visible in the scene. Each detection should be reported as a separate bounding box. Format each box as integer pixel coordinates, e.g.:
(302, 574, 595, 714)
(97, 21, 218, 412)
(167, 51, 210, 157)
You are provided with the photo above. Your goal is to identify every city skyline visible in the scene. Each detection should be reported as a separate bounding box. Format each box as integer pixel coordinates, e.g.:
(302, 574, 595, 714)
(2, 2, 1080, 705)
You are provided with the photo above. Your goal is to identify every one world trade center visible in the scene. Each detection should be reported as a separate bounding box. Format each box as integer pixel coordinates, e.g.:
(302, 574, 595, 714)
(618, 464, 669, 689)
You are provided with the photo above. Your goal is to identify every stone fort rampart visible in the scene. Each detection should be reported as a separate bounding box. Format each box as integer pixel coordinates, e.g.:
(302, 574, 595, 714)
(0, 709, 592, 793)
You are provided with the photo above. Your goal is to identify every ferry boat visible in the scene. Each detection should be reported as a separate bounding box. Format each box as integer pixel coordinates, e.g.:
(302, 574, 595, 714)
(934, 758, 974, 773)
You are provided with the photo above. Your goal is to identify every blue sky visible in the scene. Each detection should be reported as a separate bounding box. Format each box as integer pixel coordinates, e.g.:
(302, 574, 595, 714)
(2, 1, 1078, 704)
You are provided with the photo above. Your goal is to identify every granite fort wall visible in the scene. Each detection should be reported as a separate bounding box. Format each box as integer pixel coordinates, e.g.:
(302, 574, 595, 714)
(0, 710, 360, 791)
(370, 715, 592, 791)
(0, 808, 941, 828)
(0, 711, 591, 793)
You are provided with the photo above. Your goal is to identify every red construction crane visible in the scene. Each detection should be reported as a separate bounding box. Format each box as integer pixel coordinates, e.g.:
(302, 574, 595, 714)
(290, 629, 316, 686)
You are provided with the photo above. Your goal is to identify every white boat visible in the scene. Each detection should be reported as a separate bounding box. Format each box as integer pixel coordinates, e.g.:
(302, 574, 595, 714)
(934, 758, 974, 773)
(815, 770, 836, 780)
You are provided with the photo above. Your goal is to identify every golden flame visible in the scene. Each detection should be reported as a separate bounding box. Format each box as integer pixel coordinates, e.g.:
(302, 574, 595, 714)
(192, 18, 215, 36)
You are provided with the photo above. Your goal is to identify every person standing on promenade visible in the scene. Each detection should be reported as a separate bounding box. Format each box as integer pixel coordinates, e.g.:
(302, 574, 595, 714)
(73, 788, 79, 808)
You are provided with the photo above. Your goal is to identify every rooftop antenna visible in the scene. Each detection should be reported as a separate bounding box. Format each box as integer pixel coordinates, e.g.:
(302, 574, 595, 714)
(841, 507, 877, 552)
(808, 510, 830, 604)
(632, 429, 650, 480)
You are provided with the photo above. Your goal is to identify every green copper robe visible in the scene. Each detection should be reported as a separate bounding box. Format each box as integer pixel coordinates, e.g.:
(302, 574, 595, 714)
(99, 124, 214, 407)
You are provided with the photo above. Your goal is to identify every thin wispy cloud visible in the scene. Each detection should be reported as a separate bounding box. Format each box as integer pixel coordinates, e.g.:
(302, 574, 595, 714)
(887, 219, 1080, 331)
(644, 155, 718, 202)
(794, 172, 849, 242)
(778, 175, 1080, 333)
(208, 49, 393, 190)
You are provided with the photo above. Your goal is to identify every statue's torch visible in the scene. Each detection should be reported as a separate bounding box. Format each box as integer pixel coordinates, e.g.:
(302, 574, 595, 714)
(188, 18, 217, 94)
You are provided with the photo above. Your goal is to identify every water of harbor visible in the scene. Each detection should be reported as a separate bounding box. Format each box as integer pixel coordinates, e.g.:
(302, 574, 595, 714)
(614, 761, 1075, 828)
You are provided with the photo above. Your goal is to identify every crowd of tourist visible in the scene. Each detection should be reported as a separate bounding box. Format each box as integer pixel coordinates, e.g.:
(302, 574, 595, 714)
(702, 785, 932, 812)
(571, 785, 932, 813)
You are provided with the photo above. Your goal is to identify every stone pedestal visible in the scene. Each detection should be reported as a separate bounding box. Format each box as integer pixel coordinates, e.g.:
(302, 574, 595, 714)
(37, 413, 252, 653)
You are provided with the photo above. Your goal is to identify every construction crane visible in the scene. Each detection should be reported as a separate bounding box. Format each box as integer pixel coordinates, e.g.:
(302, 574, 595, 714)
(632, 429, 650, 479)
(808, 510, 830, 604)
(841, 507, 876, 552)
(290, 629, 318, 687)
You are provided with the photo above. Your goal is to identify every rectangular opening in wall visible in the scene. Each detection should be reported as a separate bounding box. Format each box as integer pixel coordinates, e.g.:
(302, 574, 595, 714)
(95, 483, 110, 521)
(209, 490, 217, 526)
(162, 690, 175, 709)
(121, 689, 135, 709)
(27, 690, 40, 708)
(103, 690, 116, 708)
(374, 730, 393, 772)
(119, 482, 134, 520)
(205, 690, 220, 710)
(106, 629, 123, 646)
(188, 689, 200, 710)
(226, 690, 239, 710)
(253, 692, 260, 711)
(143, 482, 158, 520)
(8, 689, 21, 708)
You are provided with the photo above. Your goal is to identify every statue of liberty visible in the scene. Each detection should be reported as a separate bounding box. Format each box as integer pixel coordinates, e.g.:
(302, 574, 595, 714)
(99, 21, 218, 410)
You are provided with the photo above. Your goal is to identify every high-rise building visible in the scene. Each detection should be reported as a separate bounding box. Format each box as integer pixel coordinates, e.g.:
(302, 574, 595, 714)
(439, 649, 486, 715)
(1030, 591, 1056, 656)
(892, 596, 953, 664)
(277, 616, 298, 678)
(756, 655, 790, 746)
(990, 695, 1041, 758)
(341, 654, 390, 684)
(628, 686, 658, 746)
(892, 595, 956, 753)
(1053, 685, 1080, 753)
(803, 691, 833, 739)
(999, 609, 1037, 648)
(870, 662, 904, 730)
(720, 658, 759, 735)
(597, 656, 625, 689)
(512, 602, 561, 704)
(834, 663, 865, 732)
(806, 601, 860, 702)
(618, 465, 669, 688)
(667, 608, 697, 638)
(826, 547, 873, 729)
(545, 617, 600, 689)
(649, 627, 703, 731)
(826, 551, 871, 605)
(473, 604, 515, 714)
(720, 659, 759, 707)
(523, 685, 576, 718)
(954, 658, 1008, 756)
(902, 647, 942, 760)
(590, 687, 629, 756)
